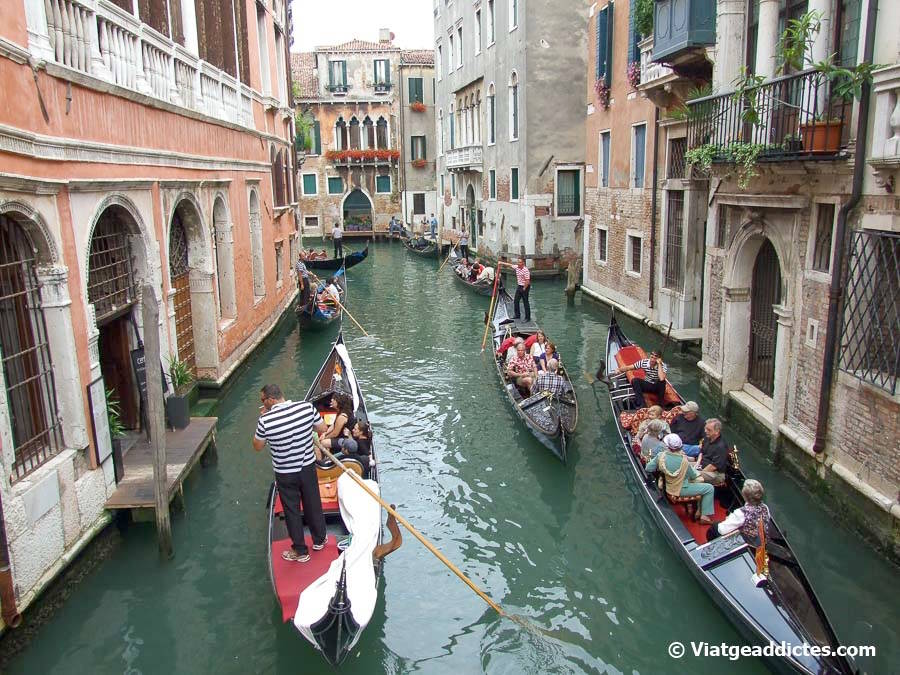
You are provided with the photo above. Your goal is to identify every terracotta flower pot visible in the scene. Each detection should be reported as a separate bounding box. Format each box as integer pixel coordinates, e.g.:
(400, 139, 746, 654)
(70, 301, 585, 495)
(800, 121, 842, 153)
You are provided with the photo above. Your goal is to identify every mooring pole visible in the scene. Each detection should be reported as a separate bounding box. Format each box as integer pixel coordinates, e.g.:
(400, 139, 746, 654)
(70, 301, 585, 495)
(141, 283, 173, 558)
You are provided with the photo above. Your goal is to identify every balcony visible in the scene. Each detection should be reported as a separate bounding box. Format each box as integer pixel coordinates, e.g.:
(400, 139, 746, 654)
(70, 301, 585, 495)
(446, 145, 483, 172)
(38, 0, 255, 128)
(327, 83, 350, 95)
(324, 149, 400, 166)
(638, 36, 685, 108)
(374, 82, 392, 94)
(686, 69, 850, 164)
(652, 0, 715, 66)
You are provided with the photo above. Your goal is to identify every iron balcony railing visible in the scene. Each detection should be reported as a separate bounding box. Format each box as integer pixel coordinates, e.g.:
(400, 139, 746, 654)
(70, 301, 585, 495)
(686, 69, 850, 162)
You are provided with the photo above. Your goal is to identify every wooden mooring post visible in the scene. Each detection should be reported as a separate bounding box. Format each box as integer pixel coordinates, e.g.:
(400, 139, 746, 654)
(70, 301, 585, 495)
(141, 284, 173, 558)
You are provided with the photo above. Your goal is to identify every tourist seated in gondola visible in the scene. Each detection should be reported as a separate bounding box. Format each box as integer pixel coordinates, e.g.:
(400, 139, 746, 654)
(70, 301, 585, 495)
(315, 419, 373, 478)
(683, 418, 729, 486)
(636, 405, 670, 442)
(530, 359, 571, 397)
(670, 400, 706, 445)
(639, 419, 668, 461)
(545, 341, 559, 365)
(611, 350, 669, 408)
(707, 479, 770, 545)
(529, 330, 548, 371)
(505, 341, 537, 391)
(477, 264, 495, 283)
(322, 392, 354, 441)
(468, 259, 482, 282)
(645, 434, 716, 524)
(503, 336, 525, 361)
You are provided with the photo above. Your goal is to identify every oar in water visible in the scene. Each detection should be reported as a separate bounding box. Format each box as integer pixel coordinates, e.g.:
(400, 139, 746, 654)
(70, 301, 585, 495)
(317, 445, 549, 636)
(308, 272, 370, 337)
(437, 240, 459, 274)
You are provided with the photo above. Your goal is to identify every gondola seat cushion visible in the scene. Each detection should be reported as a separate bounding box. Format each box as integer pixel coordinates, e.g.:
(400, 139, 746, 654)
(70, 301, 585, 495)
(665, 492, 702, 520)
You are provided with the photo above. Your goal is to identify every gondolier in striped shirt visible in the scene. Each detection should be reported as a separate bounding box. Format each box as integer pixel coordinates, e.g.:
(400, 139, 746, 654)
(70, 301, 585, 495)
(295, 254, 311, 306)
(513, 257, 531, 322)
(253, 384, 329, 563)
(612, 350, 669, 408)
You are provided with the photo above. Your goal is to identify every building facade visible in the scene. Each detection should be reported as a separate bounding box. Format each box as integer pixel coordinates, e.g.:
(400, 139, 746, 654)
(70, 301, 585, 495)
(589, 0, 899, 556)
(434, 0, 589, 268)
(0, 0, 297, 623)
(292, 33, 436, 238)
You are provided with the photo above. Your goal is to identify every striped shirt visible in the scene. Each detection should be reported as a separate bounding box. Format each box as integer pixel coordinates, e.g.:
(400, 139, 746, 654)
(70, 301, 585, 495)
(295, 260, 309, 278)
(254, 400, 322, 474)
(632, 358, 668, 384)
(515, 265, 531, 287)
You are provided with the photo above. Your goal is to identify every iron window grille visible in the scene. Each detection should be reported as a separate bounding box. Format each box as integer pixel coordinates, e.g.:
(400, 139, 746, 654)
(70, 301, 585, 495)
(838, 230, 900, 395)
(88, 211, 137, 324)
(716, 205, 728, 248)
(664, 191, 685, 289)
(667, 138, 687, 180)
(0, 215, 64, 481)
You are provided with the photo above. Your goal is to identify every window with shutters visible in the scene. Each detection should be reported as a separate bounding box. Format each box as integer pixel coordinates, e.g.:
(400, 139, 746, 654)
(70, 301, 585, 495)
(595, 226, 608, 264)
(449, 35, 455, 71)
(489, 169, 496, 199)
(440, 174, 446, 196)
(811, 202, 836, 273)
(838, 0, 861, 67)
(487, 85, 496, 144)
(451, 174, 457, 197)
(411, 136, 427, 160)
(256, 7, 270, 95)
(376, 116, 389, 149)
(595, 3, 614, 86)
(664, 191, 685, 289)
(413, 194, 426, 215)
(600, 131, 611, 187)
(335, 117, 348, 150)
(376, 175, 392, 193)
(374, 59, 391, 91)
(487, 0, 496, 44)
(457, 27, 463, 67)
(632, 124, 646, 188)
(310, 121, 321, 155)
(627, 0, 641, 63)
(557, 169, 581, 217)
(511, 168, 519, 201)
(509, 72, 519, 140)
(328, 60, 347, 91)
(302, 173, 317, 196)
(509, 0, 518, 30)
(349, 116, 361, 150)
(449, 103, 456, 148)
(327, 176, 343, 194)
(409, 77, 424, 103)
(475, 10, 482, 54)
(627, 233, 642, 275)
(363, 116, 375, 149)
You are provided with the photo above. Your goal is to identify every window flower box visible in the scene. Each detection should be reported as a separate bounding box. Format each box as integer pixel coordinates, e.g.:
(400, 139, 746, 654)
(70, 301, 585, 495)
(411, 158, 428, 168)
(410, 101, 427, 113)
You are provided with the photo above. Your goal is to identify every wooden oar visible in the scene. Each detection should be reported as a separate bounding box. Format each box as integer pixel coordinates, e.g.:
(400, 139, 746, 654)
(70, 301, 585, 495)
(437, 240, 458, 274)
(317, 445, 547, 635)
(480, 264, 505, 352)
(331, 296, 369, 337)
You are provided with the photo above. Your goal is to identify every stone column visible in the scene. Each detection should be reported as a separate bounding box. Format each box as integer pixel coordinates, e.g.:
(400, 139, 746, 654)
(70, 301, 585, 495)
(189, 270, 220, 378)
(37, 266, 88, 450)
(771, 304, 794, 433)
(806, 0, 832, 65)
(713, 0, 748, 92)
(23, 0, 53, 60)
(214, 220, 237, 318)
(181, 0, 199, 56)
(755, 0, 781, 79)
(720, 286, 751, 394)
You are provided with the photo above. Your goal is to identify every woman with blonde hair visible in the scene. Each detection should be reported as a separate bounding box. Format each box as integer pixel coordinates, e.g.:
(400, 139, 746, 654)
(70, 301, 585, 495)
(636, 405, 669, 442)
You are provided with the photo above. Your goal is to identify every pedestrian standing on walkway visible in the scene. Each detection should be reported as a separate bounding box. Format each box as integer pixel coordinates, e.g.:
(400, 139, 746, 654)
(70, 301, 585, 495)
(513, 257, 531, 322)
(429, 213, 438, 237)
(253, 384, 329, 563)
(331, 222, 344, 258)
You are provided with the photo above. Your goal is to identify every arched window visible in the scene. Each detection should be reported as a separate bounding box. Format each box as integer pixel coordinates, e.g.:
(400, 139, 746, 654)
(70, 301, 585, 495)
(0, 213, 62, 480)
(335, 117, 348, 150)
(363, 116, 375, 149)
(509, 71, 519, 140)
(487, 83, 496, 144)
(376, 116, 388, 149)
(249, 189, 264, 297)
(349, 116, 360, 150)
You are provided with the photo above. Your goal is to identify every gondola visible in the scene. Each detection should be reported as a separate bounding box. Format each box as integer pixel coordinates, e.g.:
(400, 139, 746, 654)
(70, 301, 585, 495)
(401, 234, 437, 257)
(296, 267, 346, 330)
(267, 333, 398, 666)
(604, 313, 855, 675)
(304, 245, 369, 272)
(489, 287, 577, 461)
(450, 259, 495, 296)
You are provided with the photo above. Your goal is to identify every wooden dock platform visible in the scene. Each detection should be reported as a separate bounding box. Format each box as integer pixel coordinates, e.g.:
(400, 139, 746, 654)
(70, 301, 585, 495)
(105, 417, 217, 510)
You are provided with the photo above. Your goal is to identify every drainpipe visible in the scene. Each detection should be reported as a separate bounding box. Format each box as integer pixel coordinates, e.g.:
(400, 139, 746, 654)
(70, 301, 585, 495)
(812, 0, 877, 455)
(398, 64, 408, 227)
(648, 107, 661, 310)
(0, 491, 22, 628)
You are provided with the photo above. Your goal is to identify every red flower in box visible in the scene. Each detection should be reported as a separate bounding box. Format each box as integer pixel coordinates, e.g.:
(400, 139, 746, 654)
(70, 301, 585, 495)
(411, 158, 427, 169)
(410, 101, 427, 113)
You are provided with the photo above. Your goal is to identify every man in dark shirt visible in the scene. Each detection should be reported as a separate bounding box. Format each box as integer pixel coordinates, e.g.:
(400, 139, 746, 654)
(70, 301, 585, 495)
(683, 418, 728, 486)
(670, 400, 706, 445)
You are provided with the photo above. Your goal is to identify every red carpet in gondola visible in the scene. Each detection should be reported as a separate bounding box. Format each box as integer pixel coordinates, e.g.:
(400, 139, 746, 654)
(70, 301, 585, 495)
(273, 493, 340, 516)
(271, 536, 341, 622)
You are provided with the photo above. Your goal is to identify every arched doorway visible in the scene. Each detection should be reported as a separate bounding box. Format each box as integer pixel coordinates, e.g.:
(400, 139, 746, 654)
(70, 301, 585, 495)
(88, 205, 140, 429)
(748, 239, 781, 396)
(0, 213, 63, 479)
(169, 207, 195, 375)
(343, 189, 372, 231)
(466, 184, 477, 249)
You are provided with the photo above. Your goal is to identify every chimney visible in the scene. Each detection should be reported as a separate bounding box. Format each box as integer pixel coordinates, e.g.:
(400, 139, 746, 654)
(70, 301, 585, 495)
(379, 28, 391, 44)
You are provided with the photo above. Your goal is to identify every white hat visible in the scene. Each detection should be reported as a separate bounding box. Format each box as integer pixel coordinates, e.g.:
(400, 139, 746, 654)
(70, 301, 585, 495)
(682, 401, 700, 413)
(663, 433, 683, 450)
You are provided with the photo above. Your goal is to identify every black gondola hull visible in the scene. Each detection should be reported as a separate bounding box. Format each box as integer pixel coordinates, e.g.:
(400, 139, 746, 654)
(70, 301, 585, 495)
(304, 246, 369, 271)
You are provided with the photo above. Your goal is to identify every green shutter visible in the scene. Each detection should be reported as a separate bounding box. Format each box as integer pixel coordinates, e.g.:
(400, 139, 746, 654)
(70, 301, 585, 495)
(490, 169, 496, 198)
(511, 169, 518, 200)
(596, 8, 607, 80)
(313, 121, 321, 155)
(341, 61, 347, 85)
(303, 174, 317, 194)
(606, 2, 614, 86)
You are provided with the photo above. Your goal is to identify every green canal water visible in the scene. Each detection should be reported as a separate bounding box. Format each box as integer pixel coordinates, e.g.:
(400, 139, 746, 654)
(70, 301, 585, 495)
(3, 242, 897, 674)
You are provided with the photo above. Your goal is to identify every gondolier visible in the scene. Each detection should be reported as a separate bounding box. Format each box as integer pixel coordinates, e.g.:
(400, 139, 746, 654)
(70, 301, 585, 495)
(612, 350, 668, 408)
(513, 258, 531, 322)
(331, 222, 344, 258)
(295, 254, 310, 306)
(253, 384, 328, 563)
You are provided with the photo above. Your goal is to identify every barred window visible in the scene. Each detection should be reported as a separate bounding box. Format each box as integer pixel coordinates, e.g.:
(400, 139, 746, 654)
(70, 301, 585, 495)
(0, 214, 63, 480)
(664, 191, 685, 289)
(667, 137, 687, 180)
(839, 230, 900, 394)
(88, 207, 137, 323)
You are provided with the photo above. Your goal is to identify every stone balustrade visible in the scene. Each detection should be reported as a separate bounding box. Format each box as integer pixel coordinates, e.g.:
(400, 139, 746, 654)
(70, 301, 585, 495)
(446, 144, 483, 171)
(870, 64, 900, 190)
(638, 37, 673, 88)
(38, 0, 258, 129)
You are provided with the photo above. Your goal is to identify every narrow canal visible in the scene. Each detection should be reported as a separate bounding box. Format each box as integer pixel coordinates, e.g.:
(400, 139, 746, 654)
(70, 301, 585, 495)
(4, 242, 897, 674)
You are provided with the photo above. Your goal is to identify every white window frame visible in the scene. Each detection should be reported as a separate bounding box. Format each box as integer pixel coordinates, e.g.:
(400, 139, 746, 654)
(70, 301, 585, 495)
(449, 34, 455, 72)
(275, 240, 284, 285)
(508, 0, 518, 31)
(806, 198, 840, 283)
(301, 172, 318, 196)
(456, 25, 463, 68)
(438, 108, 444, 156)
(510, 167, 519, 202)
(326, 174, 343, 195)
(451, 173, 457, 197)
(487, 0, 496, 47)
(508, 71, 519, 142)
(554, 165, 583, 219)
(436, 42, 443, 81)
(487, 83, 496, 146)
(625, 229, 643, 277)
(375, 174, 392, 194)
(595, 225, 608, 265)
(631, 122, 647, 189)
(599, 129, 611, 188)
(475, 9, 482, 55)
(440, 173, 446, 196)
(489, 168, 496, 200)
(303, 215, 320, 233)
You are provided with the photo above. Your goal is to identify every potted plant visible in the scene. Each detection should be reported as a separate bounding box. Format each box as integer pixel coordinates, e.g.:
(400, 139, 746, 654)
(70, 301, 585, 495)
(165, 358, 194, 430)
(411, 158, 427, 169)
(634, 0, 654, 38)
(106, 388, 126, 482)
(800, 113, 843, 153)
(594, 79, 610, 109)
(626, 61, 641, 89)
(410, 101, 427, 113)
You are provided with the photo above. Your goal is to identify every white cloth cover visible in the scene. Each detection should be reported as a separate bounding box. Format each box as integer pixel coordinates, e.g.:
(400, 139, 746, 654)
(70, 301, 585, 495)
(294, 473, 381, 644)
(334, 343, 361, 413)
